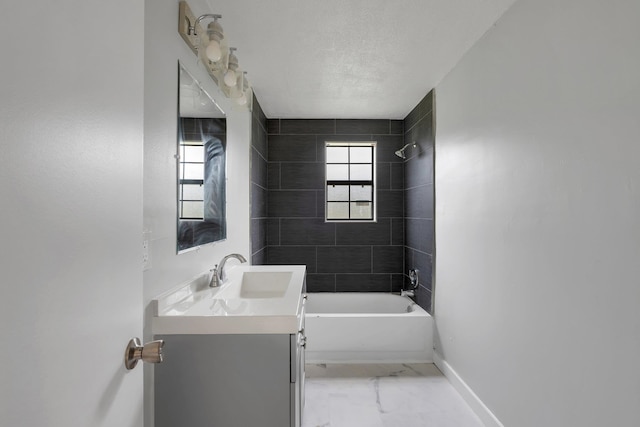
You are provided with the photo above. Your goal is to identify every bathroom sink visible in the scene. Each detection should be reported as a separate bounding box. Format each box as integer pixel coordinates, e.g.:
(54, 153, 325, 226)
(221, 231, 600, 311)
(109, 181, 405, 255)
(215, 271, 294, 299)
(151, 265, 306, 335)
(240, 271, 292, 298)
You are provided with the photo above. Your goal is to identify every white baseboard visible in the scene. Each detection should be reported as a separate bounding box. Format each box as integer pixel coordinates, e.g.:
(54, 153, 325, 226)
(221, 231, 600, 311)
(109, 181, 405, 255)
(434, 353, 504, 427)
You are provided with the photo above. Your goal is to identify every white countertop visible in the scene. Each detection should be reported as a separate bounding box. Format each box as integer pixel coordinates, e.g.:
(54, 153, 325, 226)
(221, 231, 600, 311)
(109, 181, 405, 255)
(152, 265, 306, 335)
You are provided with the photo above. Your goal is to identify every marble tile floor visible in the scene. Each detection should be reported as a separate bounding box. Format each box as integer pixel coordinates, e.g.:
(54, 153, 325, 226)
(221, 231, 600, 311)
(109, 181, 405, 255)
(303, 363, 484, 427)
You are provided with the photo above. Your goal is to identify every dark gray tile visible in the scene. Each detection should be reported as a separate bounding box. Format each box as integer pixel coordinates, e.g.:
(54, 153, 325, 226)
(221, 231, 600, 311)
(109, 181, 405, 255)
(405, 148, 433, 189)
(405, 117, 433, 157)
(373, 246, 403, 273)
(336, 274, 391, 292)
(306, 274, 336, 292)
(390, 120, 404, 135)
(251, 248, 266, 266)
(267, 190, 316, 217)
(251, 219, 267, 254)
(266, 246, 317, 272)
(267, 163, 280, 189)
(404, 102, 421, 134)
(317, 246, 372, 274)
(405, 110, 433, 144)
(316, 140, 326, 163)
(280, 119, 335, 134)
(415, 285, 432, 313)
(251, 148, 267, 188)
(316, 190, 326, 218)
(375, 135, 405, 163)
(267, 219, 280, 246)
(391, 218, 404, 246)
(405, 249, 432, 290)
(251, 116, 267, 159)
(280, 163, 324, 190)
(405, 219, 433, 254)
(251, 183, 267, 219)
(377, 163, 391, 190)
(405, 185, 433, 219)
(390, 163, 403, 190)
(267, 119, 280, 134)
(377, 191, 404, 218)
(404, 91, 433, 133)
(280, 219, 335, 245)
(391, 274, 404, 292)
(252, 94, 267, 129)
(268, 135, 317, 162)
(336, 119, 389, 135)
(335, 219, 391, 245)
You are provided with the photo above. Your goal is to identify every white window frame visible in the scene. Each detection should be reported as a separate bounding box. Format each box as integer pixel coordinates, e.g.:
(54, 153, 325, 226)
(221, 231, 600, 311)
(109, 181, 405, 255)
(325, 141, 377, 222)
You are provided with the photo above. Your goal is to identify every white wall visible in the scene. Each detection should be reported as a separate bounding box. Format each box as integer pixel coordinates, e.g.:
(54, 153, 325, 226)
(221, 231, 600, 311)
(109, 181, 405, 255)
(143, 0, 252, 425)
(434, 0, 640, 426)
(143, 0, 251, 305)
(0, 1, 145, 426)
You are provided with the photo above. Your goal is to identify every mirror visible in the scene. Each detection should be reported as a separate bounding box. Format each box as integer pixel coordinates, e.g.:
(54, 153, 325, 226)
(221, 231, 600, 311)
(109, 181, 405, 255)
(177, 63, 227, 253)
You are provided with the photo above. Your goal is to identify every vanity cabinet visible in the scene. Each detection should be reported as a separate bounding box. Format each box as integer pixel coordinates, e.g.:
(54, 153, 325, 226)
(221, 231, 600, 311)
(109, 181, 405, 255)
(155, 333, 304, 427)
(151, 265, 306, 427)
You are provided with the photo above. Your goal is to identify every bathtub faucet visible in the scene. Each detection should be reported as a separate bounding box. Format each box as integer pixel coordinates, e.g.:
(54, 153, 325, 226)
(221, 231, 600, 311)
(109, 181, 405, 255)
(209, 253, 247, 287)
(401, 269, 419, 297)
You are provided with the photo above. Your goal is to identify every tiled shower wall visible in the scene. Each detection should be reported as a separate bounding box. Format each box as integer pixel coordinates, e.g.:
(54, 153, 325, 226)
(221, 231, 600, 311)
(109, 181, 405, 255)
(403, 91, 435, 312)
(265, 119, 406, 292)
(250, 95, 268, 265)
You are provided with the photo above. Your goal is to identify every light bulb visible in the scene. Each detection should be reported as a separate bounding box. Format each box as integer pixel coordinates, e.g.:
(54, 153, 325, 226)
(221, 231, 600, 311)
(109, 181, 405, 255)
(224, 69, 237, 87)
(205, 19, 224, 62)
(205, 41, 222, 62)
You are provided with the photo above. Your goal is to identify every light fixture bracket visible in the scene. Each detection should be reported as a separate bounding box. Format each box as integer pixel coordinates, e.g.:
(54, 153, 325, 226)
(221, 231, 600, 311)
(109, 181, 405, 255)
(190, 14, 222, 35)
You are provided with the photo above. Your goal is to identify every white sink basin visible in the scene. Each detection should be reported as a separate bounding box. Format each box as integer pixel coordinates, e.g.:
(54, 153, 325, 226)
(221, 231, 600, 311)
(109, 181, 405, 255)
(240, 271, 292, 298)
(152, 265, 306, 335)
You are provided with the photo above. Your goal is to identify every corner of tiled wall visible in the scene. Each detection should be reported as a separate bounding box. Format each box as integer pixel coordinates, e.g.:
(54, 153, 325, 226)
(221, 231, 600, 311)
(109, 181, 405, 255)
(403, 91, 435, 313)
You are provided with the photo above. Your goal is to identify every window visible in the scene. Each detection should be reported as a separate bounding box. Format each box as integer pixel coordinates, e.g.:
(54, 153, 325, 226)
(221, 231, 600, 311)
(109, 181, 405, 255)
(178, 139, 205, 220)
(325, 142, 376, 221)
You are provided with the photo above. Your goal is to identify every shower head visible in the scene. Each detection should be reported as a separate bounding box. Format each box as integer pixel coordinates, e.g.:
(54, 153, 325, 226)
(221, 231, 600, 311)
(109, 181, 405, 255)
(394, 142, 419, 159)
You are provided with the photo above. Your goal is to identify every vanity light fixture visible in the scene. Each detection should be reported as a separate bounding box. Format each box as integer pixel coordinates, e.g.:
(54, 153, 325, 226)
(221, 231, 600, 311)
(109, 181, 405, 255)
(236, 72, 248, 106)
(224, 48, 239, 87)
(178, 1, 253, 110)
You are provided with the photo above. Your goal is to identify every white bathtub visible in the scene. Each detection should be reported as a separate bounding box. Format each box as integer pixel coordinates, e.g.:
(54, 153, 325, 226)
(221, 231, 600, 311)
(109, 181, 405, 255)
(304, 293, 433, 363)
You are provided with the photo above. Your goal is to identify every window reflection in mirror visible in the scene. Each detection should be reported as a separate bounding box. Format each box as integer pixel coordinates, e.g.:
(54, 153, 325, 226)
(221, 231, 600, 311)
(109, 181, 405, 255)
(177, 63, 227, 253)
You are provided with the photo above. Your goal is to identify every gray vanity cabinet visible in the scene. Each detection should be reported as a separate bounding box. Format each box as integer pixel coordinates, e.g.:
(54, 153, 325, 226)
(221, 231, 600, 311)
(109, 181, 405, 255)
(154, 332, 304, 427)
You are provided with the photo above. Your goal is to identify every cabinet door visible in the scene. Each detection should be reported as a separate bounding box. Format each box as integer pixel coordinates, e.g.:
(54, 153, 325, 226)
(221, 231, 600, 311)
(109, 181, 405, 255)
(156, 334, 290, 427)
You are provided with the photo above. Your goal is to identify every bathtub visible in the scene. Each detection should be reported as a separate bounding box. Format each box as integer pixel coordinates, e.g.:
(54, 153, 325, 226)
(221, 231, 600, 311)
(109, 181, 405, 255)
(304, 293, 433, 363)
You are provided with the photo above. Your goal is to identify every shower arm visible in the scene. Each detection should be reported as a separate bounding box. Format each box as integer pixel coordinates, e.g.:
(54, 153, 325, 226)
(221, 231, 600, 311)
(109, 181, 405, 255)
(395, 142, 419, 159)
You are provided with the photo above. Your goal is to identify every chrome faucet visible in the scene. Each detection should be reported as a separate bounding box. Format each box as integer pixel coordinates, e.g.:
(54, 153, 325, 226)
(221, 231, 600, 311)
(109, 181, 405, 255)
(209, 253, 247, 287)
(401, 269, 420, 298)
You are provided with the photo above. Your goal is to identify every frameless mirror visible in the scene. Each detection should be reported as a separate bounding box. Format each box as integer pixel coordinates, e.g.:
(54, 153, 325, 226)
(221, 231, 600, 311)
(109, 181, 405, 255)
(177, 63, 227, 253)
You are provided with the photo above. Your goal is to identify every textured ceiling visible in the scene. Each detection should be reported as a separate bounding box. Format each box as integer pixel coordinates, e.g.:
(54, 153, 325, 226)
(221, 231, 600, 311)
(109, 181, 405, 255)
(205, 0, 517, 119)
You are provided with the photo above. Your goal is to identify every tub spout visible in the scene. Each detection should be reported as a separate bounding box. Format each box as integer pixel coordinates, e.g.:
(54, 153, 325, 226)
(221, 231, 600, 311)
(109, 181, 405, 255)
(400, 289, 415, 298)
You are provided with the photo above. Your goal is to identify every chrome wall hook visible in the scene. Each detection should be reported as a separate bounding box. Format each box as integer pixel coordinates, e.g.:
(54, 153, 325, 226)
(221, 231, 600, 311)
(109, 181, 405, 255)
(124, 338, 164, 370)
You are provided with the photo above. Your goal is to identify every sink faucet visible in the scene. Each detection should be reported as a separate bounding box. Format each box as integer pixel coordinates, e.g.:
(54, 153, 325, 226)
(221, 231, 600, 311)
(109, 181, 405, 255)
(209, 253, 247, 287)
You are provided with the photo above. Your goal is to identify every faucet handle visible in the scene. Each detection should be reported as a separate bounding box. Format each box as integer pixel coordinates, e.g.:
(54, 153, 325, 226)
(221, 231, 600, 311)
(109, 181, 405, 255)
(209, 265, 219, 287)
(408, 269, 419, 289)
